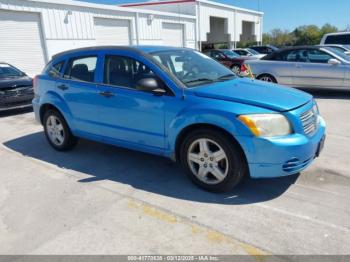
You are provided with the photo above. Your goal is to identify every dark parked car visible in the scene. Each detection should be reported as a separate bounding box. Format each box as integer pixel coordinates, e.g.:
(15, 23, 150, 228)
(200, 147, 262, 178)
(0, 63, 33, 111)
(203, 49, 255, 75)
(250, 45, 279, 55)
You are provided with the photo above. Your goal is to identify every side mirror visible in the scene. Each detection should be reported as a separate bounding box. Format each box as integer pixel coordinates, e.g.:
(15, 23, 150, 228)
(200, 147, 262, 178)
(328, 58, 341, 65)
(136, 78, 166, 96)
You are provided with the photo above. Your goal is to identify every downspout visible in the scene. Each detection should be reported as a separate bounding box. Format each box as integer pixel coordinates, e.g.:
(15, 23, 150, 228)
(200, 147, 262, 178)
(197, 1, 202, 51)
(135, 12, 140, 45)
(234, 9, 237, 49)
(260, 15, 263, 45)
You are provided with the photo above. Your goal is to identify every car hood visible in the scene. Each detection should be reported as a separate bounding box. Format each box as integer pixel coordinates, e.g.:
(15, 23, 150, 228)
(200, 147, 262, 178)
(192, 78, 312, 112)
(0, 76, 32, 90)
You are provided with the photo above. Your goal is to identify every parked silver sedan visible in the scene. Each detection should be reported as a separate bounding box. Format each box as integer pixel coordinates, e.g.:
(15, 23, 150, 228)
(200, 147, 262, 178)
(246, 46, 350, 89)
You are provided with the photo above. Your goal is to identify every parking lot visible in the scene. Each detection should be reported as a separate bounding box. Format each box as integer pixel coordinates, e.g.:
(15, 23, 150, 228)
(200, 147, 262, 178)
(0, 89, 349, 255)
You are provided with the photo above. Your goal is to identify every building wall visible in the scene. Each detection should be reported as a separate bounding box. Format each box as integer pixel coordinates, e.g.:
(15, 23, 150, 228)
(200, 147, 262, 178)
(199, 1, 262, 43)
(0, 0, 196, 59)
(125, 0, 263, 45)
(128, 1, 197, 16)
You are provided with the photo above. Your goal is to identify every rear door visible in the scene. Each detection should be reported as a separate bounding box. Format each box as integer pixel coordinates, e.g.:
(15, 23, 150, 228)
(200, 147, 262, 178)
(56, 54, 101, 136)
(293, 49, 345, 88)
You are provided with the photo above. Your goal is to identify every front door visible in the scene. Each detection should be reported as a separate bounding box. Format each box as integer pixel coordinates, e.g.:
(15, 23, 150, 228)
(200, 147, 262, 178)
(96, 53, 170, 153)
(293, 49, 345, 88)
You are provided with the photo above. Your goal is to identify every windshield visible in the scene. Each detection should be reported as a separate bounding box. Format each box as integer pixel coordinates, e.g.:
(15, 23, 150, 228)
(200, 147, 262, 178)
(324, 47, 350, 62)
(223, 50, 240, 58)
(0, 63, 23, 78)
(328, 46, 346, 53)
(247, 48, 260, 55)
(150, 49, 236, 87)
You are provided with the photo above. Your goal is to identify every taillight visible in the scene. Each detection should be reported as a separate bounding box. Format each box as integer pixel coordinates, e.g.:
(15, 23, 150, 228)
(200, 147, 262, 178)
(240, 64, 248, 72)
(33, 75, 38, 94)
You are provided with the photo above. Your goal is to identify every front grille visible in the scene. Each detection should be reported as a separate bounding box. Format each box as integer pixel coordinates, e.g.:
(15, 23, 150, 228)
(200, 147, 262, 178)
(300, 106, 318, 135)
(1, 86, 33, 98)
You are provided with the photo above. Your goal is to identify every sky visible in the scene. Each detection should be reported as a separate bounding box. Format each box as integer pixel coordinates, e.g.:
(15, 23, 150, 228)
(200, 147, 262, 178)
(77, 0, 350, 32)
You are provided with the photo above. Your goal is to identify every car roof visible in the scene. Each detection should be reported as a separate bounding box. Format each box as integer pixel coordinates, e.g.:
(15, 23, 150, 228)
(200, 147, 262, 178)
(52, 45, 191, 60)
(275, 46, 322, 52)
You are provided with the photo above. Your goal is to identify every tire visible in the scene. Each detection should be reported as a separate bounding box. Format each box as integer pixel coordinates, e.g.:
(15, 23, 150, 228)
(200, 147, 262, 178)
(180, 128, 247, 192)
(43, 109, 78, 151)
(257, 74, 277, 83)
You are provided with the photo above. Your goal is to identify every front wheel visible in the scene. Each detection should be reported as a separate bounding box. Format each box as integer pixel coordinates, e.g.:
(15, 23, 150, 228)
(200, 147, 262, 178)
(180, 129, 247, 192)
(257, 74, 277, 83)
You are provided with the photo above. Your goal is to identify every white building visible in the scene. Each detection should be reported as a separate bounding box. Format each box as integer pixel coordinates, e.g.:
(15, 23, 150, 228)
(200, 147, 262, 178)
(0, 0, 263, 76)
(122, 0, 264, 51)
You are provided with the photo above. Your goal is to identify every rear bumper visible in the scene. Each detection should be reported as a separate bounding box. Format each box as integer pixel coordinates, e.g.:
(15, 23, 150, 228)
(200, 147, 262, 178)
(32, 96, 41, 123)
(239, 117, 326, 178)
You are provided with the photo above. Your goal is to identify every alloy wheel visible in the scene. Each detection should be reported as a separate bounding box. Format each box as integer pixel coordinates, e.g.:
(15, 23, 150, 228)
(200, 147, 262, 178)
(46, 115, 65, 146)
(187, 138, 229, 185)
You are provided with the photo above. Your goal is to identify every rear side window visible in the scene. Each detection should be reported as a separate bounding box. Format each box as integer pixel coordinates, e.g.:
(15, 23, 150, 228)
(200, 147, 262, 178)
(64, 56, 97, 83)
(47, 61, 64, 78)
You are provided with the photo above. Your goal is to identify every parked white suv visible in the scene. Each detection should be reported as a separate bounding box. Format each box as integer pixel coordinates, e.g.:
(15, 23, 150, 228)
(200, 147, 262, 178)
(320, 32, 350, 47)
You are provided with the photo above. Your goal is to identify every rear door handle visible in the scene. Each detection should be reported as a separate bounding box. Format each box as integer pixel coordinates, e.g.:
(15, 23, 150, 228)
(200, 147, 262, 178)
(99, 91, 114, 98)
(57, 84, 69, 91)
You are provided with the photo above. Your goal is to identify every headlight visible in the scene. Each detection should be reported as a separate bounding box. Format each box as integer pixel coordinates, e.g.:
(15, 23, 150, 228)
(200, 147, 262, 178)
(238, 114, 292, 137)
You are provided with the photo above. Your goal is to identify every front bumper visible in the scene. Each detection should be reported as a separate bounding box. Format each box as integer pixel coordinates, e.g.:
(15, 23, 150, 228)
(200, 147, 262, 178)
(0, 93, 34, 112)
(238, 117, 326, 178)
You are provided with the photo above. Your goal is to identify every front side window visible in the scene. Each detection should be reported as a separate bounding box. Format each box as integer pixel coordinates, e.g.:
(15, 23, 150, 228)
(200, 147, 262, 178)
(210, 50, 223, 60)
(64, 56, 97, 82)
(306, 49, 333, 63)
(150, 49, 235, 87)
(103, 55, 156, 89)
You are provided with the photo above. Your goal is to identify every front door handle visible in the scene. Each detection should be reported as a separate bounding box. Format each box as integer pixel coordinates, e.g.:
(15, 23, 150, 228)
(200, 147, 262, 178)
(57, 84, 69, 91)
(99, 91, 114, 98)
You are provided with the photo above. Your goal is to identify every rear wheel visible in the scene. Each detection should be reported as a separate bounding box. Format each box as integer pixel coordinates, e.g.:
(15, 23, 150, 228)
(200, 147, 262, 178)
(257, 74, 277, 83)
(180, 129, 247, 192)
(43, 110, 78, 151)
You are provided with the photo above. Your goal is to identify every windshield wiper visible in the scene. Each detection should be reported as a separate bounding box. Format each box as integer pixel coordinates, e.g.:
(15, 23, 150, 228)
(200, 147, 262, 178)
(217, 74, 236, 81)
(184, 78, 214, 85)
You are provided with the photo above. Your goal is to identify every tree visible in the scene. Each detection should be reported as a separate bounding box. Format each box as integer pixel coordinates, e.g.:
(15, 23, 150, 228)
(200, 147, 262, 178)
(320, 23, 338, 36)
(262, 29, 295, 47)
(243, 23, 339, 47)
(293, 25, 321, 45)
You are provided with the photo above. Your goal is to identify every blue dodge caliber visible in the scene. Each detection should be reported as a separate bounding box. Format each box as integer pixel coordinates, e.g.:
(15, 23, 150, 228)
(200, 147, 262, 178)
(33, 46, 326, 192)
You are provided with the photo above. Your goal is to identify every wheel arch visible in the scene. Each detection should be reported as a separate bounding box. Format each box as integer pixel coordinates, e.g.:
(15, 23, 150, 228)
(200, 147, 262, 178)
(39, 92, 75, 130)
(174, 123, 248, 166)
(256, 73, 278, 83)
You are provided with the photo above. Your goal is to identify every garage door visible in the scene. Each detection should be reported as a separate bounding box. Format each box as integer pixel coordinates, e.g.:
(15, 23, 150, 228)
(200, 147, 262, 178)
(162, 23, 184, 47)
(94, 18, 131, 46)
(0, 10, 46, 77)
